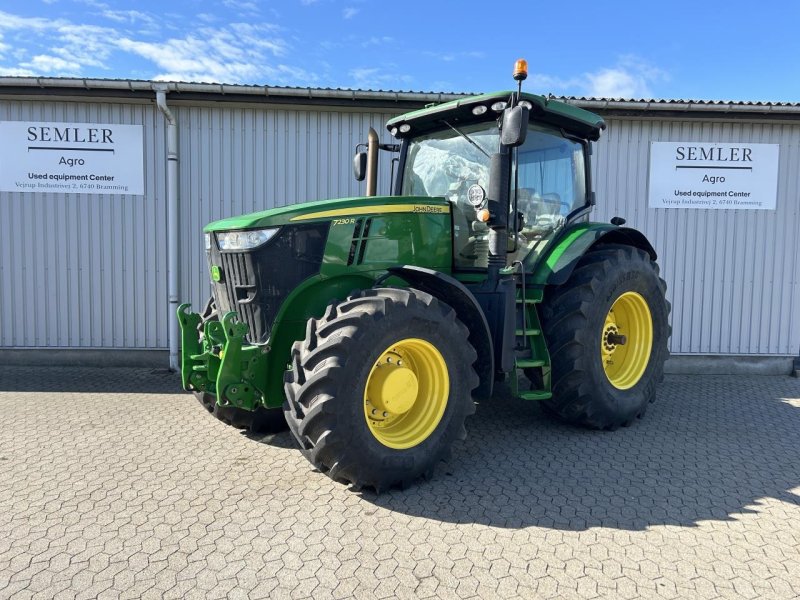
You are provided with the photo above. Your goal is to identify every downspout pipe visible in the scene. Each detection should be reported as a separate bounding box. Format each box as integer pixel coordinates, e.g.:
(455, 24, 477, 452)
(154, 86, 180, 372)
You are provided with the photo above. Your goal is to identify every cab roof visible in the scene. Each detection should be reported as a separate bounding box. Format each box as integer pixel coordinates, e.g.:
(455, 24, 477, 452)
(386, 90, 606, 141)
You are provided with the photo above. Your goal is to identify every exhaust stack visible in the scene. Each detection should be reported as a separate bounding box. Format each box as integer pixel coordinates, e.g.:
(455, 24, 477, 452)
(366, 127, 379, 196)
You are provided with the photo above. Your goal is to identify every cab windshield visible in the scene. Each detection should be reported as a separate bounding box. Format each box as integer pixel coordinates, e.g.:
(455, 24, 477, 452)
(401, 122, 499, 269)
(401, 121, 498, 198)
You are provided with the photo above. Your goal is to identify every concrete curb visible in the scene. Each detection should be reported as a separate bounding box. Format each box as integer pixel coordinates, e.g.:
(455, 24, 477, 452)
(0, 349, 169, 369)
(665, 355, 794, 376)
(1, 348, 796, 376)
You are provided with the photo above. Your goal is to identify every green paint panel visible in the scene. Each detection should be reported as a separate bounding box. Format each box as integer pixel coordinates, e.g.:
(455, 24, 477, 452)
(527, 222, 617, 285)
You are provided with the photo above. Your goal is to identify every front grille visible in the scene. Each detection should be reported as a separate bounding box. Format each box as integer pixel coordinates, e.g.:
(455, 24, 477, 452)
(208, 222, 330, 344)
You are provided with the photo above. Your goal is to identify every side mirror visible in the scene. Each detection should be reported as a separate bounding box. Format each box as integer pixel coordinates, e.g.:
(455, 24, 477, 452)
(500, 105, 529, 147)
(353, 151, 367, 182)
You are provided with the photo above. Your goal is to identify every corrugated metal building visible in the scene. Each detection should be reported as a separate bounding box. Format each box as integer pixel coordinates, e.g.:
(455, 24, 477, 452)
(0, 78, 798, 373)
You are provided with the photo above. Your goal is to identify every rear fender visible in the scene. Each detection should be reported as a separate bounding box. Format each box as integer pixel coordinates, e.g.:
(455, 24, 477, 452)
(530, 223, 657, 287)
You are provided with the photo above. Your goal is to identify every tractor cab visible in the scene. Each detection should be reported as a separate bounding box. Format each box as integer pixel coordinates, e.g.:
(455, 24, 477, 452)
(394, 104, 594, 269)
(376, 85, 605, 274)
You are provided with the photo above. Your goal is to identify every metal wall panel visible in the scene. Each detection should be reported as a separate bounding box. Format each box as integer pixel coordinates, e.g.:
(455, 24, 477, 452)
(1, 95, 798, 357)
(0, 98, 401, 349)
(0, 99, 168, 349)
(592, 117, 800, 356)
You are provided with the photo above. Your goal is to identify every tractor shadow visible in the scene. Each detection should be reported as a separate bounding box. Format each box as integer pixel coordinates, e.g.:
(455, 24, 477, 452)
(242, 429, 298, 449)
(362, 374, 800, 531)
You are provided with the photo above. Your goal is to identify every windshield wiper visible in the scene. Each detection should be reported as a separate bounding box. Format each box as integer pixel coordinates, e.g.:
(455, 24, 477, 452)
(441, 120, 491, 159)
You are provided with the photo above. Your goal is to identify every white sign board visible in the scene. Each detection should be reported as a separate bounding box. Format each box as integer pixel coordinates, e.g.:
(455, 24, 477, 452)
(648, 142, 779, 210)
(0, 121, 144, 195)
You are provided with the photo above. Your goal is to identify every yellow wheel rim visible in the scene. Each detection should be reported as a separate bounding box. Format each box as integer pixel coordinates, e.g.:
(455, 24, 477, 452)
(601, 291, 653, 390)
(364, 338, 449, 449)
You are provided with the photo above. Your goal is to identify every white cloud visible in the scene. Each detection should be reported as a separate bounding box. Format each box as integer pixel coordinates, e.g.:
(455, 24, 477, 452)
(349, 66, 414, 90)
(52, 24, 117, 69)
(0, 11, 67, 31)
(527, 73, 581, 93)
(222, 0, 260, 15)
(20, 54, 81, 75)
(0, 13, 114, 71)
(0, 9, 309, 85)
(586, 68, 645, 98)
(525, 57, 668, 99)
(76, 0, 107, 8)
(362, 36, 393, 47)
(101, 9, 157, 26)
(584, 56, 668, 99)
(343, 7, 359, 19)
(0, 66, 35, 76)
(117, 24, 292, 83)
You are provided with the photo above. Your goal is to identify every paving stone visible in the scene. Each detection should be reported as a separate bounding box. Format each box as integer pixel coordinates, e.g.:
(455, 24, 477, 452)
(1, 368, 799, 598)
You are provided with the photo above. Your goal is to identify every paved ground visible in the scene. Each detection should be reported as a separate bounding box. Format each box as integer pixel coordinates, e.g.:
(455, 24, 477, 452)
(1, 368, 799, 599)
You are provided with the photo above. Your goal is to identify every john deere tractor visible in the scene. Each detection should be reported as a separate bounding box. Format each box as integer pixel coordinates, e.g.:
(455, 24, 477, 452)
(178, 60, 670, 491)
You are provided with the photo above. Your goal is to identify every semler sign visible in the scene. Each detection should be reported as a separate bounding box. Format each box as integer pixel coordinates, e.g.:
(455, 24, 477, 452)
(0, 121, 144, 196)
(648, 142, 779, 210)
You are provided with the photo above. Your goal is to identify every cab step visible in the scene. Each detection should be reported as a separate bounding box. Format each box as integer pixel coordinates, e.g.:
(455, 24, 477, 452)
(515, 327, 541, 336)
(515, 358, 546, 369)
(518, 390, 552, 401)
(512, 280, 552, 402)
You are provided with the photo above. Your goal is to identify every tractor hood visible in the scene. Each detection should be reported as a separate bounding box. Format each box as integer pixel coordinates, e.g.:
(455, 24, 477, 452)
(204, 195, 450, 232)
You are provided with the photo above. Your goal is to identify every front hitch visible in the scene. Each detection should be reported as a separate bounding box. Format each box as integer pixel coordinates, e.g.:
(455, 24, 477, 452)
(176, 304, 268, 411)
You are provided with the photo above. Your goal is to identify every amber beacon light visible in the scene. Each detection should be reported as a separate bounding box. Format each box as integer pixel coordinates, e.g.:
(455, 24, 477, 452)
(513, 59, 528, 81)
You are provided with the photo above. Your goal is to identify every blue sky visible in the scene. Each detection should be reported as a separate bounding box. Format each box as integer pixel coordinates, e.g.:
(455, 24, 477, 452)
(0, 0, 798, 101)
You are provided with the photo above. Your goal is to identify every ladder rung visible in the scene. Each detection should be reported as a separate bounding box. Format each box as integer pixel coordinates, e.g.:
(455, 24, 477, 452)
(516, 358, 546, 369)
(515, 328, 541, 336)
(519, 390, 552, 401)
(516, 298, 538, 304)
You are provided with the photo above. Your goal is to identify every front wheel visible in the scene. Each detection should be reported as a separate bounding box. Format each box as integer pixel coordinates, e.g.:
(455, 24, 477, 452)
(283, 287, 478, 492)
(539, 245, 671, 429)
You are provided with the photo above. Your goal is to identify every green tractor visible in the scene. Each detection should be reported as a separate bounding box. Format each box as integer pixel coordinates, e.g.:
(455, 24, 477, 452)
(178, 61, 670, 491)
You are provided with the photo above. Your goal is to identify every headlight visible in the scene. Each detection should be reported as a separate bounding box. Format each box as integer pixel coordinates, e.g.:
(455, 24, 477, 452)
(204, 232, 212, 251)
(216, 228, 278, 251)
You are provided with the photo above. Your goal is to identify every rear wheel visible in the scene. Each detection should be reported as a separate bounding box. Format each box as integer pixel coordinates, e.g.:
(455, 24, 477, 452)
(283, 287, 478, 491)
(539, 245, 670, 429)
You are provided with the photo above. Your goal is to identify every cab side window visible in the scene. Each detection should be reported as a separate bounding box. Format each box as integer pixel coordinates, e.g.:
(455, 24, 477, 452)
(516, 126, 587, 229)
